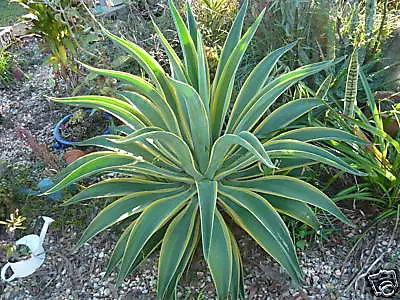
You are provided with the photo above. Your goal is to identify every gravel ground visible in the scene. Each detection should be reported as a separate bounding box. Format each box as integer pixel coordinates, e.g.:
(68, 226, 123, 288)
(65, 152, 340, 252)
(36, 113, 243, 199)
(1, 211, 400, 299)
(1, 40, 400, 300)
(0, 39, 69, 167)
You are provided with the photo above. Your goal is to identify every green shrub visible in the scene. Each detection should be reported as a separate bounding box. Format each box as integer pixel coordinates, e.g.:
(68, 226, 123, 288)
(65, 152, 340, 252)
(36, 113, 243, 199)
(0, 47, 14, 86)
(313, 48, 400, 225)
(249, 0, 399, 98)
(12, 0, 89, 85)
(46, 1, 366, 298)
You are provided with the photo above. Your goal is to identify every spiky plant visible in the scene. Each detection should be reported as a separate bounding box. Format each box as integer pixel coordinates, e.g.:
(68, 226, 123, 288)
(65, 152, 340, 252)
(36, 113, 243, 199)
(46, 1, 365, 298)
(343, 48, 359, 118)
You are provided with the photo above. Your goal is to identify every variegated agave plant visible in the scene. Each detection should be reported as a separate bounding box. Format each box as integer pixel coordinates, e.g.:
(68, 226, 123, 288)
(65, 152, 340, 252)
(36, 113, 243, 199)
(46, 1, 365, 298)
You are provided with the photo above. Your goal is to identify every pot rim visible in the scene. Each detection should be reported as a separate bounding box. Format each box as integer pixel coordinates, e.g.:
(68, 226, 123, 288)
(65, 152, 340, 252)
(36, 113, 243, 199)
(54, 108, 112, 146)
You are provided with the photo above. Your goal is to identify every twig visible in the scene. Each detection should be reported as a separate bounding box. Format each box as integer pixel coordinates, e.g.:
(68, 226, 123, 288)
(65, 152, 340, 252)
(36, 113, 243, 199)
(344, 205, 400, 295)
(32, 276, 55, 299)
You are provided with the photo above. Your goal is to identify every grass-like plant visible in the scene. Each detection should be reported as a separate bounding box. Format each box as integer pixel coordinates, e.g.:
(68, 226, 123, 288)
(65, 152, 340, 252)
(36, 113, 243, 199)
(315, 49, 400, 226)
(0, 46, 14, 86)
(46, 1, 366, 298)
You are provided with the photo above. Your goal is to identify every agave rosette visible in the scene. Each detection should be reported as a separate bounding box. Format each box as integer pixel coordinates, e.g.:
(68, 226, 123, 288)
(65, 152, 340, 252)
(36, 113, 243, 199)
(46, 1, 365, 298)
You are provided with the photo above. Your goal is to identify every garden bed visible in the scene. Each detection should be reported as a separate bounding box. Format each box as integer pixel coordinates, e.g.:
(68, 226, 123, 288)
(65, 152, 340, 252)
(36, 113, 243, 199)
(1, 1, 400, 299)
(1, 208, 399, 299)
(1, 42, 399, 299)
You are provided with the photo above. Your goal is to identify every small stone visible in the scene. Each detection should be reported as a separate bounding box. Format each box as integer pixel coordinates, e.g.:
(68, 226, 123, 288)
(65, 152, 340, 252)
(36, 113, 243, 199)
(103, 288, 111, 296)
(334, 269, 341, 277)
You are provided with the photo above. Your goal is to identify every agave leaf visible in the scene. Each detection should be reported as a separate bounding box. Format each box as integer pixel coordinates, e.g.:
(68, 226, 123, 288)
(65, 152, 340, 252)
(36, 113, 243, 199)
(117, 188, 195, 285)
(186, 2, 198, 49)
(63, 178, 181, 206)
(77, 134, 182, 172)
(225, 176, 351, 225)
(162, 216, 200, 300)
(157, 198, 198, 298)
(224, 126, 368, 177)
(50, 96, 146, 130)
(127, 226, 169, 277)
(104, 29, 191, 143)
(104, 221, 136, 278)
(103, 29, 165, 90)
(168, 0, 198, 89)
(207, 209, 232, 299)
(113, 128, 203, 180)
(122, 162, 193, 184)
(76, 187, 185, 249)
(213, 0, 247, 88)
(196, 180, 217, 259)
(264, 139, 366, 176)
(234, 61, 333, 133)
(168, 77, 210, 172)
(226, 164, 264, 180)
(116, 125, 135, 135)
(205, 131, 275, 178)
(229, 230, 245, 299)
(272, 127, 368, 144)
(77, 134, 154, 160)
(54, 151, 114, 182)
(152, 19, 188, 83)
(210, 8, 266, 139)
(118, 91, 168, 129)
(263, 194, 320, 230)
(106, 223, 169, 280)
(80, 62, 180, 134)
(214, 131, 279, 180)
(227, 42, 297, 132)
(116, 128, 180, 165)
(196, 31, 210, 114)
(218, 184, 298, 265)
(255, 98, 325, 136)
(220, 195, 303, 285)
(46, 154, 138, 194)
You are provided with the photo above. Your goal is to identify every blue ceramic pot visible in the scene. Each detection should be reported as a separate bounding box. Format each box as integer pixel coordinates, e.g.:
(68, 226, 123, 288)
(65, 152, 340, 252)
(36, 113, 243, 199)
(54, 109, 112, 149)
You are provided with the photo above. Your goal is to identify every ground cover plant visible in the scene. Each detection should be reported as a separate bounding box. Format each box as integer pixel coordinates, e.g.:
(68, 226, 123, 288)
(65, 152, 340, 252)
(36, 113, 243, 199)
(42, 1, 375, 298)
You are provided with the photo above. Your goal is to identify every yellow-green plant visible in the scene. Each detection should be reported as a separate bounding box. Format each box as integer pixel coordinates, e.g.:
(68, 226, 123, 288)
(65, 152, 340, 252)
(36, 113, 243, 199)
(12, 0, 83, 84)
(46, 1, 366, 298)
(0, 46, 14, 86)
(191, 0, 237, 46)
